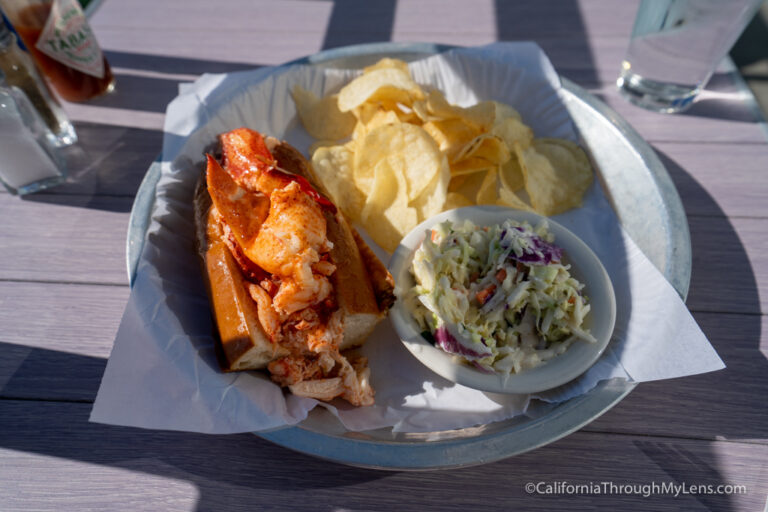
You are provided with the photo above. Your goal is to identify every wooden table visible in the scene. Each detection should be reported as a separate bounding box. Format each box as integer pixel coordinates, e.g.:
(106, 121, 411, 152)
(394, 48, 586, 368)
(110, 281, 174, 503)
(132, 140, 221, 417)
(1, 1, 766, 510)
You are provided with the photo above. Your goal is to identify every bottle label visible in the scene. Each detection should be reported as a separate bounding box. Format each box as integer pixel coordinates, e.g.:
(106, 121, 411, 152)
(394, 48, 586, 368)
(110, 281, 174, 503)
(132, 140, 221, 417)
(35, 0, 105, 79)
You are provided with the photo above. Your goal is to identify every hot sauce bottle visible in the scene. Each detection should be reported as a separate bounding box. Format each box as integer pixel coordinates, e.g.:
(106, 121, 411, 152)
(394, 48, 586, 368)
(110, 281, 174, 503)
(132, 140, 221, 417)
(0, 15, 76, 144)
(0, 0, 115, 102)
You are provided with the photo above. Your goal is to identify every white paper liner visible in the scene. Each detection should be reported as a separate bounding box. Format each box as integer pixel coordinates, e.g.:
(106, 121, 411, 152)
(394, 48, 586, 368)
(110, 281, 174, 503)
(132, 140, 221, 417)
(91, 42, 724, 434)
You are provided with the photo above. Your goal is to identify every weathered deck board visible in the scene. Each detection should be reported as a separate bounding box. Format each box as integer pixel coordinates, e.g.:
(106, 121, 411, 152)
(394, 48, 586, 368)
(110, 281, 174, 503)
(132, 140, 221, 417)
(1, 0, 765, 509)
(0, 193, 133, 285)
(0, 282, 127, 352)
(53, 123, 163, 197)
(686, 216, 768, 315)
(584, 83, 767, 145)
(657, 144, 768, 218)
(2, 142, 766, 291)
(0, 400, 766, 512)
(585, 311, 768, 443)
(0, 279, 764, 447)
(90, 0, 639, 38)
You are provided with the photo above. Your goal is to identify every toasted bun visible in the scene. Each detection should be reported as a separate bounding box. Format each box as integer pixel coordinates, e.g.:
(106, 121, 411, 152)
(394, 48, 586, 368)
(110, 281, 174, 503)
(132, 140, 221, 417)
(195, 138, 395, 371)
(194, 177, 290, 371)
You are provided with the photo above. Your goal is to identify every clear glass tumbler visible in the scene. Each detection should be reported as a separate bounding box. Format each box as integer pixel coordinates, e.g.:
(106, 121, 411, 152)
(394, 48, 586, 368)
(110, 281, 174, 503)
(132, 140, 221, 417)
(617, 0, 763, 113)
(0, 86, 67, 194)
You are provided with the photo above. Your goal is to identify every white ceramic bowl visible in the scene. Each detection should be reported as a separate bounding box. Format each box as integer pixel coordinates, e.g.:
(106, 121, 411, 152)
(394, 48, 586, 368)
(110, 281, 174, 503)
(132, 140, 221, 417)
(387, 206, 616, 394)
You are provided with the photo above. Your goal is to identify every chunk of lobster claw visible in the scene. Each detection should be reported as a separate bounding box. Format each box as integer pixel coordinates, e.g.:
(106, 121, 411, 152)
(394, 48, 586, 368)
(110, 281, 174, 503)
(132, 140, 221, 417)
(219, 127, 276, 186)
(205, 153, 269, 253)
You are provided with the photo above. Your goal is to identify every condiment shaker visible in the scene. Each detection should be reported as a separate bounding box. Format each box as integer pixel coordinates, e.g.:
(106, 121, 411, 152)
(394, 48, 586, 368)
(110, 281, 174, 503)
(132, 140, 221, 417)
(0, 0, 115, 102)
(0, 15, 76, 145)
(0, 85, 67, 194)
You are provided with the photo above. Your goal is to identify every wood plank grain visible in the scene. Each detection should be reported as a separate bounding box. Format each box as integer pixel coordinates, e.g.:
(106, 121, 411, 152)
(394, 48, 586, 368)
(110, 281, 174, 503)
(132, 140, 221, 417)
(82, 0, 767, 151)
(0, 280, 127, 401)
(655, 144, 768, 218)
(0, 215, 764, 399)
(90, 0, 641, 39)
(91, 0, 338, 34)
(0, 1, 761, 510)
(0, 282, 127, 353)
(0, 400, 765, 512)
(0, 344, 107, 402)
(86, 0, 628, 75)
(0, 280, 763, 448)
(686, 216, 767, 315)
(69, 72, 183, 116)
(397, 0, 639, 39)
(586, 311, 768, 444)
(121, 56, 766, 152)
(0, 193, 131, 285)
(53, 123, 162, 197)
(579, 84, 768, 145)
(91, 28, 610, 72)
(0, 281, 124, 401)
(72, 31, 767, 151)
(4, 174, 765, 299)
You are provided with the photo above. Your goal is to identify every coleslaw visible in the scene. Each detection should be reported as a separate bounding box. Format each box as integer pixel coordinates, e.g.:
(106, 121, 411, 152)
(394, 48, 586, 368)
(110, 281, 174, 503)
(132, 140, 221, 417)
(408, 218, 596, 374)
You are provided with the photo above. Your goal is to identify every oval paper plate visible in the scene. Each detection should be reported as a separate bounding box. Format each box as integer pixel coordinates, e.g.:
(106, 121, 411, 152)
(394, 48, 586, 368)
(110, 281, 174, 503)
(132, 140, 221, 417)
(388, 205, 617, 394)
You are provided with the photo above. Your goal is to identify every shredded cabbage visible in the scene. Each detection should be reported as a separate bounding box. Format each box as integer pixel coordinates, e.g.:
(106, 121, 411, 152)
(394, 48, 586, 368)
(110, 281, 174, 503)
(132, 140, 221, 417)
(409, 219, 595, 374)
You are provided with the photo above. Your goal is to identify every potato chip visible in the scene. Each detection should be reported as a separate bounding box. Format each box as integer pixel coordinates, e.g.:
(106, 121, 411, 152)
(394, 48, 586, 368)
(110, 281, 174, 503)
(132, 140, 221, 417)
(499, 155, 524, 192)
(410, 154, 450, 222)
(351, 103, 379, 140)
(462, 101, 496, 131)
(426, 90, 495, 130)
(491, 116, 533, 151)
(451, 134, 511, 176)
(444, 192, 474, 210)
(448, 174, 467, 192)
(337, 68, 422, 112)
(292, 58, 596, 253)
(311, 144, 365, 221)
(517, 140, 593, 216)
(360, 159, 418, 252)
(476, 168, 499, 205)
(411, 99, 435, 123)
(492, 101, 522, 122)
(454, 134, 510, 164)
(368, 87, 420, 111)
(352, 101, 380, 125)
(448, 170, 485, 199)
(291, 86, 355, 141)
(423, 89, 455, 119)
(308, 139, 338, 155)
(377, 96, 423, 124)
(354, 97, 420, 131)
(422, 118, 481, 161)
(351, 107, 400, 141)
(533, 138, 592, 176)
(354, 123, 443, 201)
(497, 187, 534, 212)
(363, 57, 410, 74)
(366, 109, 401, 130)
(450, 161, 494, 177)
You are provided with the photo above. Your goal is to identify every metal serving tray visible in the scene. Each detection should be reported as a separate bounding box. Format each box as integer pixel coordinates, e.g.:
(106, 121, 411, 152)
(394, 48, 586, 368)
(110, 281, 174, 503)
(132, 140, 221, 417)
(127, 42, 691, 470)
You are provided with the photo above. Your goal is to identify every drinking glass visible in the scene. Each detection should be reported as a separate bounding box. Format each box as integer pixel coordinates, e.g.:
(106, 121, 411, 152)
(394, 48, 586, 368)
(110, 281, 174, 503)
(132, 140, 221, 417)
(617, 0, 763, 113)
(0, 86, 66, 194)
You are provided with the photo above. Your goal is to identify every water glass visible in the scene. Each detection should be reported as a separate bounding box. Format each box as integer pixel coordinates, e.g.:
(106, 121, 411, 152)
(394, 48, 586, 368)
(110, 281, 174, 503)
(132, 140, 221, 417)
(617, 0, 763, 113)
(0, 86, 66, 194)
